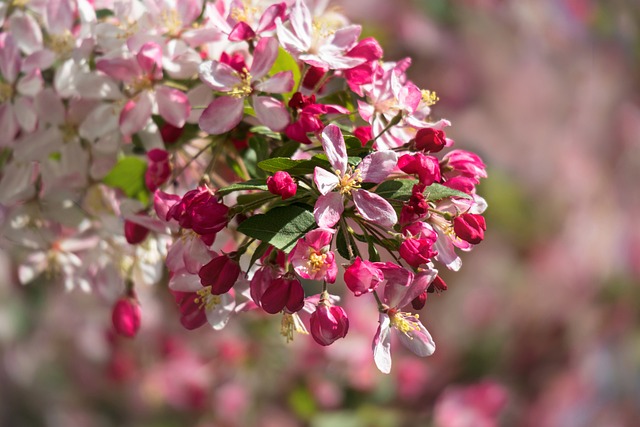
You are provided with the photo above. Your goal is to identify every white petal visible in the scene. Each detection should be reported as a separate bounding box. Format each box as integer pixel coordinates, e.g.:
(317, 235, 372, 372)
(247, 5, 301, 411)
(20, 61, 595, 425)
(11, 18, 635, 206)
(313, 166, 339, 195)
(352, 190, 397, 228)
(321, 124, 347, 174)
(373, 313, 392, 374)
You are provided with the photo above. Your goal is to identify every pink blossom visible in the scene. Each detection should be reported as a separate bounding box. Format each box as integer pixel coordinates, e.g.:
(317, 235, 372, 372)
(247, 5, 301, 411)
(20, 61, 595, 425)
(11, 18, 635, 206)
(343, 257, 384, 296)
(310, 300, 349, 346)
(145, 148, 171, 192)
(112, 295, 142, 338)
(267, 171, 297, 200)
(313, 124, 398, 228)
(399, 237, 437, 268)
(434, 381, 509, 427)
(198, 37, 293, 134)
(288, 228, 338, 283)
(206, 1, 287, 42)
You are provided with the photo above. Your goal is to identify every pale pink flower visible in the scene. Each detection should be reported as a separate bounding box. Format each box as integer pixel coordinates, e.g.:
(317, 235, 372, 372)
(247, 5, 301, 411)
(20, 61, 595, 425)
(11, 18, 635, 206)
(206, 0, 287, 42)
(372, 268, 438, 374)
(276, 0, 365, 70)
(313, 124, 397, 228)
(198, 37, 293, 134)
(288, 228, 337, 283)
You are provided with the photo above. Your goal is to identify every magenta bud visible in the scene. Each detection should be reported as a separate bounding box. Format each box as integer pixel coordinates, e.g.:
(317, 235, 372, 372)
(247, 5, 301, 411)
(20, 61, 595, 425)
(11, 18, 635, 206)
(112, 296, 141, 338)
(159, 123, 183, 145)
(310, 304, 349, 346)
(411, 291, 428, 311)
(199, 254, 241, 295)
(124, 219, 150, 245)
(145, 149, 171, 192)
(399, 237, 437, 268)
(398, 153, 442, 186)
(343, 257, 384, 296)
(453, 213, 486, 245)
(260, 276, 304, 314)
(428, 275, 448, 293)
(267, 171, 297, 200)
(414, 128, 446, 153)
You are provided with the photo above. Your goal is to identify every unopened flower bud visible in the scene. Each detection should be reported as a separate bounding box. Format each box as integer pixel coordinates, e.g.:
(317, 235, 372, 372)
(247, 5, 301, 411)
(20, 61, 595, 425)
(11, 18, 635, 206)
(145, 149, 171, 192)
(399, 237, 437, 268)
(344, 257, 384, 296)
(453, 213, 486, 245)
(428, 275, 448, 293)
(112, 295, 141, 338)
(199, 254, 241, 295)
(124, 219, 150, 244)
(398, 153, 441, 186)
(310, 304, 349, 346)
(267, 171, 297, 200)
(414, 128, 446, 153)
(411, 291, 428, 311)
(260, 276, 304, 314)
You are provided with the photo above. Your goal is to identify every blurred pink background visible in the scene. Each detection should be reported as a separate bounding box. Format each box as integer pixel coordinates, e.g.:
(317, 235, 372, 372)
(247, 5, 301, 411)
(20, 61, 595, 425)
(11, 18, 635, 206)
(1, 0, 639, 426)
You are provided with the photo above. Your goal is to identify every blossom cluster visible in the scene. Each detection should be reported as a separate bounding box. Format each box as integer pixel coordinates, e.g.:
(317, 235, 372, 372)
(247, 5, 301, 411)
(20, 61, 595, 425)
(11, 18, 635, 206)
(0, 0, 487, 373)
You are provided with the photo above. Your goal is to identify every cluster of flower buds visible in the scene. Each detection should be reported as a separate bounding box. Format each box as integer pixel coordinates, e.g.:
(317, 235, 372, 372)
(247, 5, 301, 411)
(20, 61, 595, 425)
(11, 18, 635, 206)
(0, 0, 486, 373)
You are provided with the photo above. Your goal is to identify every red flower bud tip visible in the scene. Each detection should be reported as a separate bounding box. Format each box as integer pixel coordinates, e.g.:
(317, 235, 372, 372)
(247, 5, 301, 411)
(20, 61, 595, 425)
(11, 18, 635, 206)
(310, 303, 349, 346)
(302, 66, 328, 90)
(159, 123, 183, 145)
(453, 213, 486, 245)
(145, 148, 171, 192)
(353, 126, 372, 146)
(267, 171, 297, 200)
(399, 237, 438, 268)
(260, 276, 304, 315)
(428, 275, 448, 293)
(343, 256, 384, 297)
(112, 296, 141, 338)
(288, 92, 316, 110)
(411, 291, 428, 311)
(198, 254, 241, 295)
(398, 153, 442, 186)
(414, 128, 446, 153)
(124, 219, 150, 245)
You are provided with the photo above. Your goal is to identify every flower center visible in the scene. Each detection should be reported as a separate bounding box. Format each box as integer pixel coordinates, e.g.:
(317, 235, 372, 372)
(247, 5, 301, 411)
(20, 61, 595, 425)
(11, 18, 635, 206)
(228, 69, 253, 98)
(336, 167, 362, 195)
(60, 121, 78, 143)
(280, 312, 309, 343)
(48, 30, 75, 56)
(161, 9, 183, 36)
(307, 250, 327, 274)
(0, 82, 14, 103)
(230, 3, 258, 24)
(421, 89, 439, 106)
(389, 309, 421, 338)
(194, 286, 222, 311)
(129, 75, 154, 94)
(12, 0, 29, 7)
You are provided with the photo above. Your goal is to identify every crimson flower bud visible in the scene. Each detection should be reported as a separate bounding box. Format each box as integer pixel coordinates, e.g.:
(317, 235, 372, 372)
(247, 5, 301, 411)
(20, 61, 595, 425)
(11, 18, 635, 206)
(260, 276, 304, 314)
(124, 219, 149, 244)
(428, 275, 448, 293)
(159, 123, 183, 145)
(453, 213, 486, 245)
(112, 296, 141, 338)
(414, 128, 446, 153)
(343, 257, 384, 296)
(187, 189, 229, 236)
(267, 171, 297, 200)
(145, 149, 171, 192)
(199, 254, 241, 295)
(353, 126, 372, 146)
(288, 92, 316, 110)
(411, 291, 428, 311)
(398, 153, 441, 186)
(399, 237, 438, 268)
(302, 66, 327, 90)
(310, 304, 349, 346)
(171, 290, 208, 330)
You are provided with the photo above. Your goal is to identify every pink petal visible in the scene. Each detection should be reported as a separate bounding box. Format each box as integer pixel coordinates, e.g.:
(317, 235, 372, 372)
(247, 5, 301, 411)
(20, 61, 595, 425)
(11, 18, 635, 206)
(136, 42, 163, 80)
(313, 192, 344, 228)
(276, 18, 308, 54)
(320, 124, 348, 174)
(119, 92, 153, 136)
(0, 33, 21, 83)
(352, 189, 397, 228)
(156, 85, 190, 127)
(35, 88, 65, 126)
(397, 318, 436, 357)
(253, 71, 294, 94)
(255, 2, 286, 33)
(9, 12, 43, 55)
(313, 166, 339, 195)
(250, 37, 279, 80)
(177, 0, 202, 25)
(198, 60, 241, 91)
(0, 103, 19, 146)
(328, 25, 361, 51)
(96, 57, 140, 82)
(199, 96, 244, 135)
(16, 69, 44, 96)
(13, 97, 37, 133)
(358, 151, 398, 183)
(253, 95, 289, 131)
(290, 0, 312, 49)
(228, 22, 256, 42)
(373, 314, 392, 374)
(169, 270, 202, 292)
(46, 0, 74, 35)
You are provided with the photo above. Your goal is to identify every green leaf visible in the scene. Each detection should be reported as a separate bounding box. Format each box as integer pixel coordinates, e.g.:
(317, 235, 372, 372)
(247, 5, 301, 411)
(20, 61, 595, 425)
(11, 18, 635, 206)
(248, 241, 271, 269)
(336, 226, 350, 260)
(257, 157, 303, 173)
(237, 205, 317, 253)
(374, 179, 471, 201)
(367, 238, 380, 262)
(272, 141, 300, 158)
(269, 48, 301, 102)
(217, 179, 268, 195)
(103, 156, 149, 204)
(249, 126, 281, 140)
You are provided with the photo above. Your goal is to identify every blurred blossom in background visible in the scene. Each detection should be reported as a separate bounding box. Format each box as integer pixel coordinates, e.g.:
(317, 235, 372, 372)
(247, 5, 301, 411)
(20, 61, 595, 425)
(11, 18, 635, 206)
(1, 0, 639, 426)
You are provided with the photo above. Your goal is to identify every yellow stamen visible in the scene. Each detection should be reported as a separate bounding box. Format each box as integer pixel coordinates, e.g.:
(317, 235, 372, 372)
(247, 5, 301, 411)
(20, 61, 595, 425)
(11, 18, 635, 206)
(307, 250, 327, 274)
(421, 90, 439, 107)
(230, 4, 259, 23)
(280, 312, 308, 343)
(127, 75, 154, 95)
(11, 0, 29, 7)
(161, 9, 183, 36)
(194, 287, 222, 311)
(0, 82, 13, 103)
(228, 69, 252, 98)
(389, 310, 421, 338)
(60, 122, 78, 143)
(48, 30, 75, 56)
(336, 167, 363, 195)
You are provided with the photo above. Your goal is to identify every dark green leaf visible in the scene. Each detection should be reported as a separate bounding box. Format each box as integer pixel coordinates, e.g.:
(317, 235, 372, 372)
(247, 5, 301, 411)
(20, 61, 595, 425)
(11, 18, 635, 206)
(217, 179, 268, 195)
(103, 156, 149, 204)
(237, 205, 317, 253)
(272, 141, 300, 158)
(425, 183, 471, 201)
(367, 238, 380, 262)
(249, 126, 282, 140)
(374, 179, 471, 201)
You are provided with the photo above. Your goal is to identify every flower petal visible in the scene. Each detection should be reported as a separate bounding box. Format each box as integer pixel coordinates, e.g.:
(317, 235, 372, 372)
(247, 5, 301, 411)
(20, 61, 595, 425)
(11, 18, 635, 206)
(198, 96, 244, 135)
(313, 166, 339, 195)
(352, 189, 397, 228)
(253, 71, 294, 94)
(253, 95, 290, 131)
(313, 192, 344, 228)
(156, 85, 190, 127)
(169, 270, 202, 292)
(250, 37, 279, 80)
(358, 151, 398, 183)
(321, 124, 347, 174)
(397, 318, 436, 357)
(206, 292, 235, 330)
(119, 92, 153, 136)
(373, 313, 392, 374)
(198, 60, 241, 91)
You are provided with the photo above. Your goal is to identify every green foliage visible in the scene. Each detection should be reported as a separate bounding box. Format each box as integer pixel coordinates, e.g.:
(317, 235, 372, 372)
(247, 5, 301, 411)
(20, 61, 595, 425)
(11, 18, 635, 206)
(217, 179, 268, 195)
(237, 205, 317, 253)
(374, 179, 471, 201)
(269, 48, 301, 102)
(102, 156, 149, 204)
